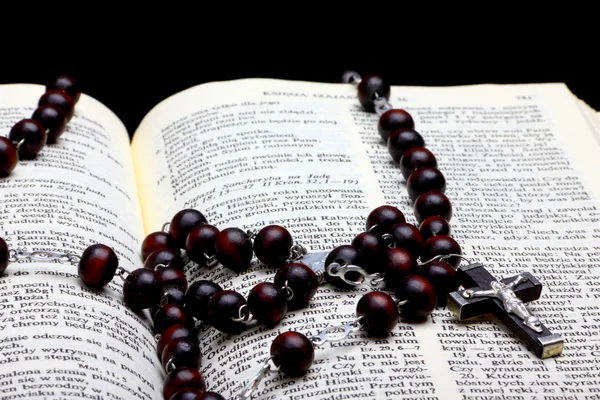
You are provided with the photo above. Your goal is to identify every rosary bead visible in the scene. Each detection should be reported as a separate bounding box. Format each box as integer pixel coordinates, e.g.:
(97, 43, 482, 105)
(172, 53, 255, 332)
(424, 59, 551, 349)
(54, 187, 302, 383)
(357, 75, 390, 112)
(157, 267, 188, 290)
(144, 248, 184, 270)
(185, 224, 219, 266)
(419, 260, 459, 306)
(377, 109, 415, 142)
(38, 90, 75, 121)
(390, 222, 423, 259)
(0, 137, 18, 177)
(161, 337, 201, 372)
(141, 231, 178, 261)
(271, 331, 315, 377)
(366, 205, 405, 235)
(0, 237, 9, 274)
(46, 75, 81, 103)
(206, 290, 249, 334)
(356, 291, 399, 336)
(274, 263, 318, 310)
(395, 275, 437, 320)
(419, 216, 450, 242)
(163, 367, 206, 400)
(387, 128, 425, 163)
(157, 324, 197, 357)
(78, 244, 119, 289)
(253, 225, 293, 268)
(414, 191, 452, 223)
(123, 268, 163, 309)
(170, 389, 225, 400)
(154, 303, 190, 334)
(399, 147, 437, 180)
(421, 235, 462, 268)
(31, 104, 66, 144)
(8, 119, 47, 159)
(406, 167, 446, 202)
(159, 285, 187, 308)
(214, 227, 253, 271)
(248, 282, 288, 327)
(185, 280, 222, 321)
(351, 232, 387, 273)
(170, 209, 207, 249)
(324, 245, 365, 288)
(341, 70, 361, 84)
(384, 248, 416, 290)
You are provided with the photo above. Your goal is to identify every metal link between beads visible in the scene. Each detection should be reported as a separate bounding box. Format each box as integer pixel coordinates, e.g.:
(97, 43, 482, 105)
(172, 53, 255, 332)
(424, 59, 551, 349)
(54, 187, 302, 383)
(417, 254, 473, 269)
(240, 356, 279, 400)
(308, 316, 366, 347)
(289, 243, 308, 261)
(326, 262, 386, 289)
(8, 249, 80, 265)
(115, 266, 130, 282)
(231, 304, 256, 326)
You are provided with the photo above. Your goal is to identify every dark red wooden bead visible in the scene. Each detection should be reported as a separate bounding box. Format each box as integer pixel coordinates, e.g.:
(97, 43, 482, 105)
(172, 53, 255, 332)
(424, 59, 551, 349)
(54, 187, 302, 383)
(419, 260, 459, 306)
(214, 227, 253, 271)
(270, 331, 314, 377)
(153, 303, 190, 334)
(144, 248, 184, 270)
(356, 291, 399, 336)
(206, 290, 248, 334)
(421, 235, 462, 268)
(357, 75, 390, 112)
(406, 167, 446, 202)
(47, 75, 81, 103)
(157, 285, 187, 309)
(351, 232, 387, 273)
(390, 223, 423, 259)
(0, 137, 18, 177)
(78, 244, 118, 289)
(399, 147, 437, 180)
(414, 191, 452, 223)
(185, 224, 219, 265)
(384, 248, 416, 290)
(324, 245, 365, 288)
(366, 205, 405, 235)
(163, 367, 206, 400)
(157, 324, 197, 357)
(157, 266, 187, 290)
(38, 90, 75, 121)
(395, 275, 437, 320)
(123, 268, 163, 309)
(419, 216, 451, 242)
(8, 119, 47, 159)
(274, 263, 318, 310)
(141, 231, 178, 261)
(387, 128, 425, 163)
(170, 209, 207, 249)
(161, 337, 201, 372)
(170, 389, 224, 400)
(31, 104, 66, 144)
(253, 225, 293, 268)
(248, 282, 288, 327)
(377, 109, 415, 142)
(0, 237, 9, 275)
(185, 280, 222, 321)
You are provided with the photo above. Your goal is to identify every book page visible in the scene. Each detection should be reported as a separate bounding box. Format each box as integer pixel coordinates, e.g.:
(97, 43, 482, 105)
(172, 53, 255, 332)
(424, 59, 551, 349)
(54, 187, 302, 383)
(0, 85, 161, 399)
(132, 79, 600, 399)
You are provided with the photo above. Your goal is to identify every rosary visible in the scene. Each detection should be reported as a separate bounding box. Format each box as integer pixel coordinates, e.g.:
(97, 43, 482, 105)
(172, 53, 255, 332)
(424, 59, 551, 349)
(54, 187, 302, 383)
(0, 74, 564, 400)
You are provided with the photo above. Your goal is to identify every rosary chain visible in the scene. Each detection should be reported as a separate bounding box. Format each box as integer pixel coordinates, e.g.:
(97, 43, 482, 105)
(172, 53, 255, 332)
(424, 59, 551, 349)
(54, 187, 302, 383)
(8, 249, 80, 265)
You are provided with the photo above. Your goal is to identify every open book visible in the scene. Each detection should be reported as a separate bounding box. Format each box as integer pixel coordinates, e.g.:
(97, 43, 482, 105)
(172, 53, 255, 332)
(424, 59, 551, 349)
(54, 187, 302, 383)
(1, 79, 600, 399)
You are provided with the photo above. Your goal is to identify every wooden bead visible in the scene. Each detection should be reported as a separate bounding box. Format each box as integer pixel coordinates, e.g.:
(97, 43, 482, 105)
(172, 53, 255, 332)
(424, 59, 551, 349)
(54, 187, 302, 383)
(324, 245, 365, 288)
(157, 324, 197, 357)
(247, 282, 288, 327)
(390, 223, 423, 259)
(0, 237, 9, 275)
(157, 285, 186, 309)
(214, 227, 253, 271)
(395, 275, 437, 320)
(163, 367, 206, 400)
(161, 337, 201, 372)
(356, 291, 399, 336)
(253, 225, 293, 268)
(170, 209, 207, 249)
(0, 137, 18, 177)
(47, 75, 81, 103)
(185, 280, 222, 321)
(377, 109, 415, 142)
(8, 119, 47, 159)
(206, 290, 248, 334)
(387, 128, 425, 163)
(357, 75, 390, 112)
(399, 147, 437, 180)
(421, 235, 462, 268)
(366, 205, 405, 235)
(144, 248, 184, 270)
(274, 263, 318, 310)
(141, 231, 178, 261)
(419, 216, 450, 242)
(157, 267, 188, 290)
(153, 303, 190, 334)
(351, 231, 387, 273)
(270, 332, 314, 377)
(384, 248, 415, 290)
(419, 260, 459, 306)
(123, 268, 163, 309)
(414, 191, 452, 223)
(31, 104, 66, 144)
(170, 389, 225, 400)
(38, 90, 75, 121)
(185, 224, 219, 265)
(406, 167, 446, 202)
(78, 244, 119, 289)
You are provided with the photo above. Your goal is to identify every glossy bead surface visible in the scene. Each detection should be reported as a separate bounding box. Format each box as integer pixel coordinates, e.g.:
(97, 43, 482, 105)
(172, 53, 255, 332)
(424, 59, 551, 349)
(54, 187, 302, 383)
(206, 290, 248, 334)
(274, 263, 318, 310)
(214, 227, 253, 271)
(420, 260, 459, 306)
(47, 75, 81, 103)
(253, 225, 293, 268)
(38, 90, 75, 121)
(0, 137, 18, 177)
(161, 337, 201, 371)
(366, 205, 405, 235)
(31, 104, 66, 144)
(270, 332, 314, 377)
(414, 191, 452, 223)
(163, 367, 206, 400)
(8, 119, 47, 159)
(419, 216, 451, 242)
(141, 231, 178, 261)
(395, 275, 437, 320)
(157, 267, 188, 290)
(399, 147, 437, 180)
(324, 245, 365, 288)
(157, 324, 197, 357)
(351, 232, 387, 273)
(123, 268, 163, 309)
(390, 223, 423, 259)
(170, 209, 207, 249)
(384, 248, 415, 290)
(357, 75, 390, 112)
(153, 304, 190, 334)
(159, 285, 186, 308)
(170, 389, 224, 400)
(248, 282, 288, 327)
(185, 280, 222, 321)
(0, 237, 9, 274)
(356, 291, 399, 336)
(144, 248, 184, 270)
(78, 244, 118, 289)
(378, 109, 415, 142)
(341, 70, 361, 83)
(185, 224, 219, 265)
(421, 235, 462, 268)
(387, 129, 425, 163)
(406, 167, 446, 202)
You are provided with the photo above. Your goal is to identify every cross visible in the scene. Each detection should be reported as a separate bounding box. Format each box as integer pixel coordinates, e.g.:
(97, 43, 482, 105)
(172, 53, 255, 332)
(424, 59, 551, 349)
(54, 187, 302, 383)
(447, 263, 563, 359)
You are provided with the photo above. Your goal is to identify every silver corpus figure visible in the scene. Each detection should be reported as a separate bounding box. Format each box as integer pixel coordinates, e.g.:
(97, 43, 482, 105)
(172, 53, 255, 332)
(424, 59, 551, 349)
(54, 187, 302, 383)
(462, 274, 543, 333)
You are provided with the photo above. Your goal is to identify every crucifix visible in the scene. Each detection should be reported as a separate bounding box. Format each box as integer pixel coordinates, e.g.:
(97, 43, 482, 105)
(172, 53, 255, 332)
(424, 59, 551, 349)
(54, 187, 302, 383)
(447, 263, 563, 359)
